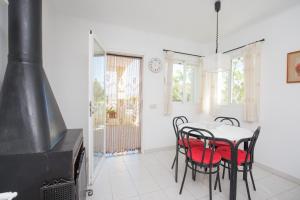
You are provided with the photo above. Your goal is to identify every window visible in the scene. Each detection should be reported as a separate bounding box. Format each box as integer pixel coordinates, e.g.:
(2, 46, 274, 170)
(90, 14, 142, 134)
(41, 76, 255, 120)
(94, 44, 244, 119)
(231, 57, 245, 104)
(217, 57, 245, 105)
(172, 63, 199, 103)
(217, 70, 230, 105)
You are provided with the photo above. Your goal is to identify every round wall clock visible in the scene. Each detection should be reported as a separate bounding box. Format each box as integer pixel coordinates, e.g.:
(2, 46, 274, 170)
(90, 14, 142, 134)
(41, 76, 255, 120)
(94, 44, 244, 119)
(148, 58, 162, 73)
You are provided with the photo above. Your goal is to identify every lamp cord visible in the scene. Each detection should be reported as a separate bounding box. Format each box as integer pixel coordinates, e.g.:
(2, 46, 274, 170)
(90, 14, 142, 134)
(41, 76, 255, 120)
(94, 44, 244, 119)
(216, 11, 219, 54)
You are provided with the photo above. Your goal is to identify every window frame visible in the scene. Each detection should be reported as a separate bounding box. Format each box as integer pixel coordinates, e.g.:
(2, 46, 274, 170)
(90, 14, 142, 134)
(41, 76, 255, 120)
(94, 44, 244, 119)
(217, 56, 245, 106)
(171, 61, 199, 104)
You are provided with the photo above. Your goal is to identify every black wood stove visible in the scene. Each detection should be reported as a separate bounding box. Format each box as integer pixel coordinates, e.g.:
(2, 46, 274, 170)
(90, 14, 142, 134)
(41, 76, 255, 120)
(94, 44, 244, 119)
(0, 0, 87, 199)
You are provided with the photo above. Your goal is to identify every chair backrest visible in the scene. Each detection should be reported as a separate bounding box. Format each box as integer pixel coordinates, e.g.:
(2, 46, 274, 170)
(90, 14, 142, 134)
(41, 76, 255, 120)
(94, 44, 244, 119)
(180, 127, 217, 168)
(214, 116, 240, 127)
(172, 116, 189, 139)
(237, 126, 261, 165)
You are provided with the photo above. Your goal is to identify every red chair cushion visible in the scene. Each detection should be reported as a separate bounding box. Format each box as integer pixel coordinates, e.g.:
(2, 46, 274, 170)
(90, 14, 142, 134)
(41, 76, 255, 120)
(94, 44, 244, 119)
(178, 138, 204, 148)
(216, 146, 251, 165)
(209, 140, 230, 147)
(187, 147, 222, 165)
(209, 140, 236, 148)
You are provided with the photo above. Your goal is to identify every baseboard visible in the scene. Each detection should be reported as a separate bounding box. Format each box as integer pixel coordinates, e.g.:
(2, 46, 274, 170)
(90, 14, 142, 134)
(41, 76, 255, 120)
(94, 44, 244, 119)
(143, 145, 175, 154)
(143, 147, 300, 185)
(256, 162, 300, 185)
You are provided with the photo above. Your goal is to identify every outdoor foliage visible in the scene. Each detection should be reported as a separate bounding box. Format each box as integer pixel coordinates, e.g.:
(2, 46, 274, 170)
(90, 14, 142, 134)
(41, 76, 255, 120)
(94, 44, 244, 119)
(172, 64, 196, 103)
(217, 57, 245, 105)
(231, 57, 245, 104)
(93, 79, 105, 103)
(172, 64, 184, 102)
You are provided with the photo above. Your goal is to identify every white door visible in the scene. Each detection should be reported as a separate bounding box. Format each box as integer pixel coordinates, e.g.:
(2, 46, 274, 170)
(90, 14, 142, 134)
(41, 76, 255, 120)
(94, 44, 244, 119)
(88, 31, 106, 185)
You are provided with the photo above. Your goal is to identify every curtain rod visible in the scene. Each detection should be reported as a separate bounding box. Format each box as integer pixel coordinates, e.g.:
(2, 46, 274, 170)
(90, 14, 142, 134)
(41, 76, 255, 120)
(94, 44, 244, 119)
(223, 38, 265, 54)
(107, 53, 143, 59)
(163, 49, 204, 58)
(163, 38, 264, 58)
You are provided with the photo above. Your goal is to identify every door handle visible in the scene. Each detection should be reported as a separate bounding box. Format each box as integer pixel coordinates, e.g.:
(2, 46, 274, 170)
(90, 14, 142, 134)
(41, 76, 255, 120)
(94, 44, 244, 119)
(89, 102, 95, 117)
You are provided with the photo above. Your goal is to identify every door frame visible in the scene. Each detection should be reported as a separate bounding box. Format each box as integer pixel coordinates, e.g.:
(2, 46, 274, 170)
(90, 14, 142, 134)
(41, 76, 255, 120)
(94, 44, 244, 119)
(88, 30, 107, 186)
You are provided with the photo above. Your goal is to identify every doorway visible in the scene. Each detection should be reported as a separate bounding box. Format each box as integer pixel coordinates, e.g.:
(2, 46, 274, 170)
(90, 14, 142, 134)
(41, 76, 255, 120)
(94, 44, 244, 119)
(88, 47, 143, 185)
(106, 54, 142, 155)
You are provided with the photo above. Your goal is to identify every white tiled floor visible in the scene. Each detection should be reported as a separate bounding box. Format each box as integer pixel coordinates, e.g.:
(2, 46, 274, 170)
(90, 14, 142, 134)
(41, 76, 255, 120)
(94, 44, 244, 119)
(88, 149, 300, 200)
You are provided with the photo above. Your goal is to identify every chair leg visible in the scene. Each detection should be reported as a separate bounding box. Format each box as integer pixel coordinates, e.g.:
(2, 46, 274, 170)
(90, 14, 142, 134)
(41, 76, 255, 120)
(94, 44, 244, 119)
(175, 146, 179, 183)
(192, 163, 195, 181)
(244, 171, 251, 200)
(218, 167, 222, 192)
(214, 166, 222, 192)
(209, 168, 212, 200)
(171, 155, 176, 169)
(214, 169, 218, 190)
(222, 163, 226, 179)
(179, 161, 188, 194)
(228, 163, 231, 180)
(250, 170, 256, 191)
(194, 165, 197, 181)
(243, 166, 247, 180)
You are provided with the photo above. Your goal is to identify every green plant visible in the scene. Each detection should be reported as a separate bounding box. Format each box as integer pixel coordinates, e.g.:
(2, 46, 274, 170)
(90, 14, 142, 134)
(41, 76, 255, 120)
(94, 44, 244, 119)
(106, 107, 116, 114)
(106, 107, 117, 119)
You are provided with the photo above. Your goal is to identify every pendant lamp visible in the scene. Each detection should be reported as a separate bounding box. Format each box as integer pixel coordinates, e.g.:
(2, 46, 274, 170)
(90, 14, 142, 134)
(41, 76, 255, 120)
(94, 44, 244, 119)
(204, 0, 230, 72)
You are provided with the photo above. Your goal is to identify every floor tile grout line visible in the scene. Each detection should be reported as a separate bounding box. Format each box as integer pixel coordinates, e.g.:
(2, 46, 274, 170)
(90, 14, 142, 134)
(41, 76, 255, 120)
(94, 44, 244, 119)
(106, 155, 139, 200)
(124, 152, 176, 200)
(123, 153, 162, 199)
(265, 184, 299, 200)
(90, 149, 299, 200)
(140, 151, 181, 199)
(152, 151, 200, 200)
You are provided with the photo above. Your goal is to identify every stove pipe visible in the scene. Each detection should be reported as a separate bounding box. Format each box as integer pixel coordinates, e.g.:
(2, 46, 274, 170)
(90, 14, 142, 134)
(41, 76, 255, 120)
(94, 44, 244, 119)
(0, 0, 67, 154)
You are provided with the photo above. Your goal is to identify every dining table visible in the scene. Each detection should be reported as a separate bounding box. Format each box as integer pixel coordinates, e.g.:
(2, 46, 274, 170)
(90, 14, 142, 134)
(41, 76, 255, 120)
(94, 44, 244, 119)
(178, 121, 255, 200)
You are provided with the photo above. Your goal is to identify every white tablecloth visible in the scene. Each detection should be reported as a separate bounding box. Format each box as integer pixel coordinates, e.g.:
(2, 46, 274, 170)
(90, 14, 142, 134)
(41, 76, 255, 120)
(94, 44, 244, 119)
(179, 122, 254, 142)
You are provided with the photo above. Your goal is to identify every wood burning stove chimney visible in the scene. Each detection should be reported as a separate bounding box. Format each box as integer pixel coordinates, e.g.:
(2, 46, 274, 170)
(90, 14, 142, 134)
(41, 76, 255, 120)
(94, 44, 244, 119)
(0, 2, 86, 199)
(0, 0, 67, 154)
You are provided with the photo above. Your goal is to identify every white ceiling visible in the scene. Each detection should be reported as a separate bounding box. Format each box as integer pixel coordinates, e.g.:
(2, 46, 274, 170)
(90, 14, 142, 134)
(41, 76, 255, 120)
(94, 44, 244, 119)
(49, 0, 300, 43)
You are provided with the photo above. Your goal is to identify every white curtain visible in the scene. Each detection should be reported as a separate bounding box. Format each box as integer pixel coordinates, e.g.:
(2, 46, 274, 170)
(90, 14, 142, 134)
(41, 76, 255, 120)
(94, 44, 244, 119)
(163, 52, 174, 115)
(200, 71, 218, 115)
(243, 43, 261, 122)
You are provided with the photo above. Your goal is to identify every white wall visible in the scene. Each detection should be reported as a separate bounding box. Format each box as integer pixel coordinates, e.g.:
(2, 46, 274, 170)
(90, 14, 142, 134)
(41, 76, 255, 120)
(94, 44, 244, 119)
(0, 4, 8, 86)
(2, 0, 299, 181)
(41, 2, 208, 152)
(0, 3, 208, 153)
(218, 4, 300, 179)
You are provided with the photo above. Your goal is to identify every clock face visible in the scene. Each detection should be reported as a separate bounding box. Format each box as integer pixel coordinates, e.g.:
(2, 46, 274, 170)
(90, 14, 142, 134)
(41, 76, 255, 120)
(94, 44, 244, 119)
(148, 58, 162, 73)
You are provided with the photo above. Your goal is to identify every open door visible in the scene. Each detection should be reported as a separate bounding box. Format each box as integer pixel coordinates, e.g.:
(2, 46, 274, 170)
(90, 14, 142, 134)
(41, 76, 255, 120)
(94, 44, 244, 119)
(88, 31, 106, 185)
